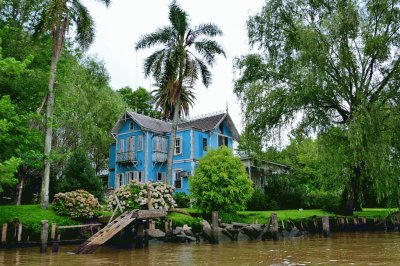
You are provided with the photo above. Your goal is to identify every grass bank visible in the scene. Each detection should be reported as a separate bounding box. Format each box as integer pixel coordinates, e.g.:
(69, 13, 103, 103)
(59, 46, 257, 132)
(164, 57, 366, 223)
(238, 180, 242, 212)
(0, 205, 79, 234)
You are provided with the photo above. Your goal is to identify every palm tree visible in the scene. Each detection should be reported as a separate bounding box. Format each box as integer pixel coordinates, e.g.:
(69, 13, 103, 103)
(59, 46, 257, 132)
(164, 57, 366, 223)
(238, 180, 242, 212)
(135, 0, 225, 184)
(38, 0, 111, 208)
(152, 85, 196, 120)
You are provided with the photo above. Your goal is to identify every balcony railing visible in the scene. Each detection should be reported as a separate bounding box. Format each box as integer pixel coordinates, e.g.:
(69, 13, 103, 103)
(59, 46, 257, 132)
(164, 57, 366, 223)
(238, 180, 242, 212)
(152, 151, 167, 163)
(116, 151, 136, 163)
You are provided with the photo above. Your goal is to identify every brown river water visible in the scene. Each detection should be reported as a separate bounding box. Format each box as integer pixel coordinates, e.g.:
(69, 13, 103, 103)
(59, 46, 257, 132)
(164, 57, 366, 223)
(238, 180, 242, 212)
(0, 232, 399, 265)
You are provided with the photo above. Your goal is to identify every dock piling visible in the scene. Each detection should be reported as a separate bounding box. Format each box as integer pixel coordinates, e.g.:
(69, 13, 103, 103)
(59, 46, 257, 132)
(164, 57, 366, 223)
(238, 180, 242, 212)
(40, 220, 48, 253)
(211, 211, 219, 243)
(271, 213, 278, 241)
(322, 216, 330, 237)
(1, 224, 7, 243)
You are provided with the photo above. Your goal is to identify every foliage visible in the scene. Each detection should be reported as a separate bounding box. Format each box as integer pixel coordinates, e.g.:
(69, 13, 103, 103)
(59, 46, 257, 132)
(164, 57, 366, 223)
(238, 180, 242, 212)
(173, 192, 191, 208)
(166, 211, 202, 232)
(234, 0, 400, 213)
(190, 147, 254, 214)
(108, 180, 177, 211)
(246, 189, 278, 211)
(307, 190, 341, 212)
(135, 0, 225, 183)
(117, 86, 160, 118)
(56, 150, 105, 201)
(52, 189, 101, 220)
(0, 204, 79, 235)
(0, 157, 21, 194)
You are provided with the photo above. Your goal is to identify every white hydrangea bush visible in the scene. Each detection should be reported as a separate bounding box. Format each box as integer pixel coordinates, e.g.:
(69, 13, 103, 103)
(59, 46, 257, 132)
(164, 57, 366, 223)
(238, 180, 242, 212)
(108, 179, 177, 211)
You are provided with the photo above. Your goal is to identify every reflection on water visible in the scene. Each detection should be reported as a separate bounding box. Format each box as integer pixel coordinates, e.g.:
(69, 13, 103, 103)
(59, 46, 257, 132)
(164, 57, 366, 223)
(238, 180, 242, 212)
(0, 232, 399, 265)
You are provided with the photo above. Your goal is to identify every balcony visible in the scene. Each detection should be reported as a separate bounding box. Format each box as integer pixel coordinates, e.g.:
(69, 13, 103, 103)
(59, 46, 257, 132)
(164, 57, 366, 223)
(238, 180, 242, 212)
(153, 151, 167, 163)
(116, 151, 137, 164)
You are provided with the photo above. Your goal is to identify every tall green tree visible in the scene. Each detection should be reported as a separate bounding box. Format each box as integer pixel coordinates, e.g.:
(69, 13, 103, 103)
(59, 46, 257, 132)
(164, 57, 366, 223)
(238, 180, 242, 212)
(37, 0, 111, 208)
(235, 0, 400, 214)
(135, 0, 225, 184)
(117, 86, 160, 117)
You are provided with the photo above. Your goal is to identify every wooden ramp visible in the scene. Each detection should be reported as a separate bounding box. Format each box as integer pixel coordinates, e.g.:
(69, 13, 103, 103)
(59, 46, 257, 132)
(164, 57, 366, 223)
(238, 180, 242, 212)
(73, 210, 137, 254)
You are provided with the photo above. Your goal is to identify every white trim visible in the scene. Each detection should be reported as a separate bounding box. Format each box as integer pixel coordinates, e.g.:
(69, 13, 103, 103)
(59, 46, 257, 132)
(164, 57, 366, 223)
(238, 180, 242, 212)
(156, 172, 166, 183)
(173, 168, 183, 189)
(144, 131, 149, 182)
(138, 135, 143, 151)
(174, 136, 182, 155)
(126, 171, 134, 184)
(115, 173, 124, 188)
(116, 130, 142, 136)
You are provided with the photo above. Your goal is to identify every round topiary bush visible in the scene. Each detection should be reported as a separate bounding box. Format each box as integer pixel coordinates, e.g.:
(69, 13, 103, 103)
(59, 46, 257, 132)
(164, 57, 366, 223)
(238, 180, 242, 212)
(53, 189, 102, 220)
(108, 180, 177, 211)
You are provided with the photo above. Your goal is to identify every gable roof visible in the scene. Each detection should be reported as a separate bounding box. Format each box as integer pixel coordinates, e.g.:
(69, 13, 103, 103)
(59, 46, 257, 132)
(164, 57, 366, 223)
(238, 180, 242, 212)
(110, 112, 171, 135)
(178, 112, 240, 140)
(110, 111, 240, 140)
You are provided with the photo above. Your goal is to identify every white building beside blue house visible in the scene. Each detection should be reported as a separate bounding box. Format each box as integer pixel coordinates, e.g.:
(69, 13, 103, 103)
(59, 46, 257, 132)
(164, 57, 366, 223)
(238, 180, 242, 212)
(108, 111, 239, 194)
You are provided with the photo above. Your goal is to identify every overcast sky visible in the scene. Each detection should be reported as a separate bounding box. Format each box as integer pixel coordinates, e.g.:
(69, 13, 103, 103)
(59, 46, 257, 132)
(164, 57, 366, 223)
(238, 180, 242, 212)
(83, 0, 266, 132)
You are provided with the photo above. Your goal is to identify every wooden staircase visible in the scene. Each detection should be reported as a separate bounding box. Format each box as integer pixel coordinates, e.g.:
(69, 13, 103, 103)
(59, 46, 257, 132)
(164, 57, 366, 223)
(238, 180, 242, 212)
(73, 210, 137, 254)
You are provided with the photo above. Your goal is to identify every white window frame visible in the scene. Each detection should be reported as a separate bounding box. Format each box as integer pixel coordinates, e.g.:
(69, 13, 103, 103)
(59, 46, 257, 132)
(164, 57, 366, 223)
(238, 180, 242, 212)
(118, 139, 125, 153)
(174, 136, 182, 155)
(218, 135, 229, 147)
(115, 173, 124, 188)
(138, 135, 143, 151)
(153, 136, 167, 153)
(127, 136, 135, 152)
(173, 169, 183, 189)
(134, 171, 144, 183)
(126, 171, 134, 184)
(157, 172, 166, 182)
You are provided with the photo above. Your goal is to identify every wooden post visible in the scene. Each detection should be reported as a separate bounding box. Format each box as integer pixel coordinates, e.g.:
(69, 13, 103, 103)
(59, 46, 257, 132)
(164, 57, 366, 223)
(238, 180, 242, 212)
(40, 220, 48, 253)
(322, 216, 330, 237)
(51, 223, 58, 253)
(135, 220, 144, 249)
(271, 213, 278, 241)
(1, 224, 7, 243)
(211, 211, 219, 244)
(147, 184, 153, 210)
(17, 224, 22, 242)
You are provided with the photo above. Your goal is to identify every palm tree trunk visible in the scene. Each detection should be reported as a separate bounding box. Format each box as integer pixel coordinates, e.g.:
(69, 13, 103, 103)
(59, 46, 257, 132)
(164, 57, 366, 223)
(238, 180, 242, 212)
(166, 98, 181, 185)
(40, 24, 65, 208)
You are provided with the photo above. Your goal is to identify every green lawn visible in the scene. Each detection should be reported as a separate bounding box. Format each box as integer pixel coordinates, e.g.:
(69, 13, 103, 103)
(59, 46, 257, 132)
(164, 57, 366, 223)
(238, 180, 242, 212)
(0, 204, 79, 233)
(185, 208, 398, 224)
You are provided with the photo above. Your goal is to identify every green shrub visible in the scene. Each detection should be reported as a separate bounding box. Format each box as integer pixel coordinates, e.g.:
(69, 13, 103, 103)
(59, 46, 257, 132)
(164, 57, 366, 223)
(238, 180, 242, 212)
(173, 192, 191, 208)
(246, 189, 279, 211)
(56, 150, 105, 201)
(265, 174, 306, 209)
(108, 180, 177, 211)
(52, 189, 101, 220)
(308, 190, 340, 212)
(190, 147, 254, 214)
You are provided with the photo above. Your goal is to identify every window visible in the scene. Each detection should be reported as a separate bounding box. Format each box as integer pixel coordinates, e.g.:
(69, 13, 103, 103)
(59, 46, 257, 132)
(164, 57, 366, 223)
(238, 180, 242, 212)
(134, 171, 144, 183)
(118, 139, 125, 152)
(129, 121, 134, 130)
(115, 173, 124, 188)
(218, 135, 228, 147)
(175, 137, 182, 155)
(126, 172, 134, 184)
(202, 138, 208, 151)
(138, 135, 143, 151)
(157, 172, 166, 182)
(174, 171, 182, 189)
(127, 136, 135, 151)
(153, 136, 167, 152)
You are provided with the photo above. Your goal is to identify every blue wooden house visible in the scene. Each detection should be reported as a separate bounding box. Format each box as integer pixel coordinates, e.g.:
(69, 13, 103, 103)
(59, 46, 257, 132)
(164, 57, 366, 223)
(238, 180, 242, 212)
(108, 111, 239, 193)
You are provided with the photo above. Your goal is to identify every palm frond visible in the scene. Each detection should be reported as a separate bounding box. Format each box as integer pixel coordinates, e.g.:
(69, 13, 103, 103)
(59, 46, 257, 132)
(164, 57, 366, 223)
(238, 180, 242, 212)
(191, 23, 223, 39)
(135, 26, 176, 50)
(143, 49, 166, 77)
(168, 0, 188, 37)
(72, 0, 94, 49)
(194, 57, 212, 87)
(194, 39, 226, 65)
(94, 0, 111, 8)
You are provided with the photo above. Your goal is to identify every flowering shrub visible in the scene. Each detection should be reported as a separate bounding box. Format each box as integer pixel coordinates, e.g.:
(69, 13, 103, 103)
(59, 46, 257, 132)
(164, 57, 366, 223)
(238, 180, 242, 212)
(53, 189, 102, 220)
(108, 180, 177, 211)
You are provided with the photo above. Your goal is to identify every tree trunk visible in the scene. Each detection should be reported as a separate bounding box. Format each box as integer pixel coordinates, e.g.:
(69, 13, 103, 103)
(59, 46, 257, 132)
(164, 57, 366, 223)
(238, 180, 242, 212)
(41, 24, 65, 208)
(344, 167, 362, 215)
(166, 98, 181, 185)
(16, 177, 24, 206)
